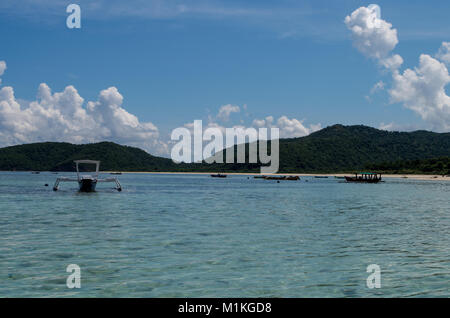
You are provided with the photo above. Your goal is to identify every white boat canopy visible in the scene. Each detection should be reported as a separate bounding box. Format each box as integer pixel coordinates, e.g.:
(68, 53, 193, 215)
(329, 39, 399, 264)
(74, 160, 100, 180)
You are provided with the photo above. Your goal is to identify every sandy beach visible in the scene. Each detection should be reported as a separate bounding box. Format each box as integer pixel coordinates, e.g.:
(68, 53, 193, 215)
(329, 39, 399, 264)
(105, 171, 450, 181)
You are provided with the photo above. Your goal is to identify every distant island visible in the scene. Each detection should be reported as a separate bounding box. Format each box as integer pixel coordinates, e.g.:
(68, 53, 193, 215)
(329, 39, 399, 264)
(0, 124, 449, 174)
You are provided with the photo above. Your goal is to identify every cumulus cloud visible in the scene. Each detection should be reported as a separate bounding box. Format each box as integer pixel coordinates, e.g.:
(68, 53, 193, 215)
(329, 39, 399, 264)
(0, 61, 6, 84)
(187, 110, 320, 140)
(345, 5, 402, 70)
(253, 115, 321, 138)
(0, 73, 167, 155)
(346, 5, 450, 132)
(390, 54, 450, 131)
(252, 116, 274, 128)
(216, 104, 240, 122)
(436, 42, 450, 64)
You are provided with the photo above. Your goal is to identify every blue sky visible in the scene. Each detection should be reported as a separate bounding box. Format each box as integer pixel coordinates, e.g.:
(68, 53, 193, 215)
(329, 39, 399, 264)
(0, 1, 449, 155)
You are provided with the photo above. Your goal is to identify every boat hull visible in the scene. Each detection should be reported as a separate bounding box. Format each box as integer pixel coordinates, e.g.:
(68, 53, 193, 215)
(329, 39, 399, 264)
(78, 179, 97, 192)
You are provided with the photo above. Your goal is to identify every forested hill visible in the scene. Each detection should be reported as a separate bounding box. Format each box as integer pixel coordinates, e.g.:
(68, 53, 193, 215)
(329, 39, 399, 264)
(0, 141, 178, 171)
(199, 124, 450, 173)
(365, 157, 450, 175)
(275, 125, 450, 172)
(0, 125, 449, 172)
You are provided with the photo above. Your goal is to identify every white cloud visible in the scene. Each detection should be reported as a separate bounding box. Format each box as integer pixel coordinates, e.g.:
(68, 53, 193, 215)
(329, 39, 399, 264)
(253, 115, 321, 138)
(370, 81, 385, 94)
(378, 122, 395, 131)
(390, 54, 450, 131)
(366, 80, 386, 102)
(345, 5, 402, 70)
(216, 104, 240, 122)
(188, 111, 320, 141)
(379, 54, 403, 70)
(378, 122, 428, 132)
(0, 73, 167, 155)
(436, 42, 450, 64)
(346, 5, 450, 132)
(252, 116, 274, 128)
(0, 61, 6, 84)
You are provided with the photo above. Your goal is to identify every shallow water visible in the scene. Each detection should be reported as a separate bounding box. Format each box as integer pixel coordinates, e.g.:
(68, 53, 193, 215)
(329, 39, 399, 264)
(0, 172, 448, 297)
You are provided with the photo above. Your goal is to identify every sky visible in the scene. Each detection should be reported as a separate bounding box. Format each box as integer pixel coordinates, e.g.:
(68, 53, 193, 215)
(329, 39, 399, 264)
(0, 0, 449, 156)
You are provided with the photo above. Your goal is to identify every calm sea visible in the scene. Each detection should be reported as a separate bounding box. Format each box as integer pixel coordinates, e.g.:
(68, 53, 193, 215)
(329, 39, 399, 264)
(0, 172, 448, 297)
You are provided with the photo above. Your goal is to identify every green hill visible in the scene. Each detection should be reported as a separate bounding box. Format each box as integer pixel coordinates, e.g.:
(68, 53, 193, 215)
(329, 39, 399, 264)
(0, 125, 449, 173)
(276, 125, 450, 172)
(203, 124, 450, 173)
(365, 157, 450, 175)
(0, 141, 178, 172)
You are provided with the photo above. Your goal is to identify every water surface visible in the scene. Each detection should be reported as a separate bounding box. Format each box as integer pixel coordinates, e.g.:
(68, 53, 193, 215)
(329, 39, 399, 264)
(0, 172, 448, 297)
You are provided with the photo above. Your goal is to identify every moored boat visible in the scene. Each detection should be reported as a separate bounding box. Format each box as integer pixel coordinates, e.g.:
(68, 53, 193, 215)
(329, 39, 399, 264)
(53, 160, 122, 192)
(345, 172, 382, 183)
(211, 174, 227, 178)
(264, 176, 287, 180)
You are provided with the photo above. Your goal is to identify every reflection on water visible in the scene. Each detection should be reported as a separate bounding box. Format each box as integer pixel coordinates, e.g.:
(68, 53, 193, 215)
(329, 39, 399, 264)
(0, 172, 449, 297)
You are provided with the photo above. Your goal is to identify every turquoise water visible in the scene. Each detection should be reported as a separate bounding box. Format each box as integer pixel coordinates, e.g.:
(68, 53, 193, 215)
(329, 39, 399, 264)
(0, 172, 449, 297)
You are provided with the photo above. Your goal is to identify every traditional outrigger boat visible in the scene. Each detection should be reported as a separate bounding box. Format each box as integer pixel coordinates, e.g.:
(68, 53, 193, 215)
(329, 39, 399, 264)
(345, 172, 382, 183)
(53, 160, 122, 192)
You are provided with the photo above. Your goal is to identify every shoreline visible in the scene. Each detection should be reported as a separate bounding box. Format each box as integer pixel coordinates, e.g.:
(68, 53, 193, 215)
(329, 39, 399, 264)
(104, 171, 450, 181)
(2, 170, 448, 181)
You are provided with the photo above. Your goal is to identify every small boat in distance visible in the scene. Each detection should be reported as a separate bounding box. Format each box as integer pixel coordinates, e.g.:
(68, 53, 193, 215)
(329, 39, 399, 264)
(263, 176, 299, 181)
(345, 172, 382, 183)
(211, 174, 227, 178)
(53, 160, 122, 192)
(31, 171, 40, 174)
(264, 176, 287, 180)
(314, 176, 328, 179)
(110, 172, 122, 175)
